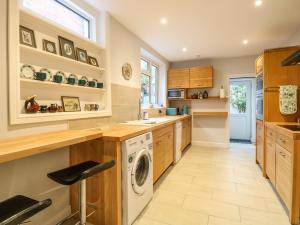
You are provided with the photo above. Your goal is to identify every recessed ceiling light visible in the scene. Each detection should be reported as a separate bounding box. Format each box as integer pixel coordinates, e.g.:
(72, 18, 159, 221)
(255, 0, 263, 7)
(160, 18, 167, 25)
(243, 40, 249, 45)
(182, 47, 187, 52)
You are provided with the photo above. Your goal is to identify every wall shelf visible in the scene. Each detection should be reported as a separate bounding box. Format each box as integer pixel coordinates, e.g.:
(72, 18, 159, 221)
(169, 96, 228, 101)
(20, 45, 105, 74)
(192, 111, 228, 117)
(20, 78, 106, 93)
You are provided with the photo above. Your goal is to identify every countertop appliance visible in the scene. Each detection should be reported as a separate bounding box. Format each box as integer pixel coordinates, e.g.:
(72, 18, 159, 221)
(122, 132, 153, 225)
(166, 107, 177, 116)
(168, 89, 185, 99)
(174, 121, 182, 163)
(256, 74, 263, 120)
(282, 49, 300, 66)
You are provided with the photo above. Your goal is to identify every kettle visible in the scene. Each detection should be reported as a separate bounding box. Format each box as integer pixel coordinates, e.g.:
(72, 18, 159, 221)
(181, 105, 189, 115)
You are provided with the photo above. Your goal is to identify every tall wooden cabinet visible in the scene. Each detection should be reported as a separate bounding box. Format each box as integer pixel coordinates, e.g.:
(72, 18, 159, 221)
(181, 117, 191, 151)
(256, 120, 264, 167)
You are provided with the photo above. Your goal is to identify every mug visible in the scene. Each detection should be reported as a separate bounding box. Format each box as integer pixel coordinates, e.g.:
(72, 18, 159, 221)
(53, 75, 63, 83)
(35, 72, 47, 81)
(78, 80, 87, 86)
(40, 105, 48, 113)
(97, 82, 104, 88)
(88, 81, 96, 87)
(68, 77, 76, 85)
(48, 104, 58, 113)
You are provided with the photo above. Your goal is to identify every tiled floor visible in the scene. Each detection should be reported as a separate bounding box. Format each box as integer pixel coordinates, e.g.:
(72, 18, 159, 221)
(133, 144, 291, 225)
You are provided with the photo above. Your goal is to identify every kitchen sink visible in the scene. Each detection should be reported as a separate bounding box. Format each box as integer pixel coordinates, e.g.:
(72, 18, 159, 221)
(123, 118, 172, 126)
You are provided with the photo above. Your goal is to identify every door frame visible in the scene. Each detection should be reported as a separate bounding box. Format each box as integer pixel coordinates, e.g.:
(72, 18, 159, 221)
(228, 74, 256, 143)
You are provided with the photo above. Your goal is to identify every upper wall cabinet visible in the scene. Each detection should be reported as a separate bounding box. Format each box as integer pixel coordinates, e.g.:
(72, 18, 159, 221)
(189, 65, 213, 88)
(167, 68, 190, 89)
(255, 55, 264, 75)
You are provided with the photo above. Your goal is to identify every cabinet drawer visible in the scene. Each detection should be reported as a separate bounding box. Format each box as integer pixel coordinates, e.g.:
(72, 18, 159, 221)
(276, 144, 292, 209)
(266, 128, 276, 140)
(153, 125, 173, 138)
(276, 133, 293, 152)
(266, 137, 275, 150)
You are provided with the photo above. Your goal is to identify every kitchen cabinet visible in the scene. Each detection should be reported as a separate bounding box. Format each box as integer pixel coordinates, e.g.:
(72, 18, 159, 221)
(167, 68, 190, 89)
(181, 117, 191, 151)
(255, 54, 263, 75)
(256, 120, 264, 167)
(152, 124, 174, 183)
(189, 65, 213, 88)
(265, 127, 276, 184)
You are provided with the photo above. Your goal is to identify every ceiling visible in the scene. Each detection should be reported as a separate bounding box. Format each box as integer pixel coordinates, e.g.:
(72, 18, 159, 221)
(85, 0, 300, 62)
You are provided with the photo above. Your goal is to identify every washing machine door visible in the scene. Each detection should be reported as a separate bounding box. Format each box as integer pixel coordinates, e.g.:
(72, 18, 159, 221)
(131, 148, 152, 195)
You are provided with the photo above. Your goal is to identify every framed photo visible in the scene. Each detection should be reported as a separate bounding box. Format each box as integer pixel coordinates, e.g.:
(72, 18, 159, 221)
(58, 36, 76, 60)
(76, 48, 88, 63)
(61, 96, 81, 112)
(19, 26, 36, 48)
(88, 56, 99, 67)
(43, 39, 57, 54)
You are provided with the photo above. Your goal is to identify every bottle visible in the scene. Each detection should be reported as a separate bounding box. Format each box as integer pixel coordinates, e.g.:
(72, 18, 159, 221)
(220, 85, 225, 98)
(203, 90, 208, 99)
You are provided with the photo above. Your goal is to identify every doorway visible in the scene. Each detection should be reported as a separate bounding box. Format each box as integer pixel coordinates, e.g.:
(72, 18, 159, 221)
(229, 77, 256, 143)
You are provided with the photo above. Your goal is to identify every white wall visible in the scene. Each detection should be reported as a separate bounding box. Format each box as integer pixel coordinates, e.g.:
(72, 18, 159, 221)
(171, 55, 257, 147)
(285, 28, 300, 46)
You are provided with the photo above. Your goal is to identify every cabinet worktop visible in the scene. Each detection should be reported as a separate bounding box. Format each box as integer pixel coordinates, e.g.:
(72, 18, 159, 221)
(102, 115, 191, 142)
(265, 122, 300, 139)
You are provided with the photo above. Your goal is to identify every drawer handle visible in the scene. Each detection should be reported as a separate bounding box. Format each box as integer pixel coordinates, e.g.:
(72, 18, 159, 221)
(279, 151, 286, 158)
(279, 138, 286, 144)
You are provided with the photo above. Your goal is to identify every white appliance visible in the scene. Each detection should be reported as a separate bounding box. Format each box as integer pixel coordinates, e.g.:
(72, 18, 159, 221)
(168, 89, 186, 99)
(122, 132, 153, 225)
(174, 121, 182, 163)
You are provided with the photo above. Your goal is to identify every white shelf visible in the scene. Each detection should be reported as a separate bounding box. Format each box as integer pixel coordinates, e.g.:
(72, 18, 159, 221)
(18, 110, 112, 124)
(20, 45, 105, 74)
(20, 9, 104, 52)
(20, 78, 106, 93)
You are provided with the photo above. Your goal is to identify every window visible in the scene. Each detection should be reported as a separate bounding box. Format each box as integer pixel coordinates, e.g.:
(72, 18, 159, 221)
(22, 0, 94, 40)
(140, 58, 158, 106)
(230, 84, 247, 113)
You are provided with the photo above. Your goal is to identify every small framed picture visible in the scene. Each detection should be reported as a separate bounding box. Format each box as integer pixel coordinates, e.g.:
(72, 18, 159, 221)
(76, 48, 88, 63)
(43, 39, 57, 54)
(61, 96, 81, 112)
(58, 36, 76, 60)
(19, 26, 36, 48)
(88, 56, 99, 67)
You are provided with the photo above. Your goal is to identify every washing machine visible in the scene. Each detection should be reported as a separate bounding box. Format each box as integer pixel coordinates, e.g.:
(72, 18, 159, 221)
(122, 132, 153, 225)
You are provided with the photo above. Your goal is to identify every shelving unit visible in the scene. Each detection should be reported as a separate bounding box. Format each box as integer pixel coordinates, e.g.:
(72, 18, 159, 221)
(192, 112, 228, 117)
(8, 0, 112, 124)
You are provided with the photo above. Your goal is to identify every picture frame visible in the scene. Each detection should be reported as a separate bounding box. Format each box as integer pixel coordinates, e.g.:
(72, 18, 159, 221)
(88, 56, 99, 67)
(19, 26, 36, 48)
(43, 39, 57, 54)
(76, 48, 88, 63)
(61, 96, 81, 112)
(58, 36, 76, 60)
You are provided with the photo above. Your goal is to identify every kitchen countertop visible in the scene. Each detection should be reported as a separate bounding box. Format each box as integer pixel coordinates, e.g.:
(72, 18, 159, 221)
(102, 115, 191, 142)
(0, 128, 103, 164)
(265, 122, 300, 139)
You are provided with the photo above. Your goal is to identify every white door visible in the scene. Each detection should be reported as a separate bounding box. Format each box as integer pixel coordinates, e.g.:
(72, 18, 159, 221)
(230, 79, 252, 140)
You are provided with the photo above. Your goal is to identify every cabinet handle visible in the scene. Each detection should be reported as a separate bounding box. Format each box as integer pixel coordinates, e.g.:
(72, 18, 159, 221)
(279, 151, 286, 158)
(157, 140, 162, 145)
(280, 138, 286, 144)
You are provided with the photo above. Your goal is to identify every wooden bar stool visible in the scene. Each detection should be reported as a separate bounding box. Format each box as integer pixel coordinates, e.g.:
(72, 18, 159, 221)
(0, 195, 52, 225)
(47, 160, 115, 225)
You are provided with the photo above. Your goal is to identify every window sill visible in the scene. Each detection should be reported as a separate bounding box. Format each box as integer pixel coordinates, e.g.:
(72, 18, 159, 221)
(141, 105, 166, 110)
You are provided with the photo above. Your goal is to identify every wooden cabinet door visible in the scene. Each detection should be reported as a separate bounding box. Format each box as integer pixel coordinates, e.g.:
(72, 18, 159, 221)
(164, 129, 174, 168)
(153, 135, 166, 183)
(186, 118, 191, 146)
(265, 128, 276, 185)
(189, 65, 213, 88)
(275, 144, 292, 210)
(167, 68, 190, 89)
(181, 119, 188, 151)
(255, 55, 263, 75)
(256, 120, 263, 166)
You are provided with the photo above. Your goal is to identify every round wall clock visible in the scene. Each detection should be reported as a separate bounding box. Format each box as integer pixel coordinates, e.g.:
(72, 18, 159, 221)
(122, 63, 132, 80)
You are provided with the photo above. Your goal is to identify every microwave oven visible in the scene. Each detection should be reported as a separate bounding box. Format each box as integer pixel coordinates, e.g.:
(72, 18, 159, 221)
(168, 89, 185, 99)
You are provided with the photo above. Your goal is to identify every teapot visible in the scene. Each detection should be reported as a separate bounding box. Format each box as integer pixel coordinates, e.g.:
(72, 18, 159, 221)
(24, 95, 40, 113)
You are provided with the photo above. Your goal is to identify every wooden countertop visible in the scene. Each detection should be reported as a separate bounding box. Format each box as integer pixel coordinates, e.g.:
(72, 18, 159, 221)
(0, 128, 103, 163)
(102, 115, 191, 142)
(265, 122, 300, 139)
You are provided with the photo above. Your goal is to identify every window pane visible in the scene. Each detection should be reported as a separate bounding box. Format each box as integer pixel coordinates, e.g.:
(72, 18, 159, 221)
(23, 0, 90, 39)
(141, 59, 149, 72)
(141, 74, 150, 105)
(230, 84, 247, 114)
(151, 65, 158, 104)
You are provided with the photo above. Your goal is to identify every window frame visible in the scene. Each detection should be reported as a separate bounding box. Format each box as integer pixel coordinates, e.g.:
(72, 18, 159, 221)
(22, 0, 96, 40)
(140, 57, 159, 106)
